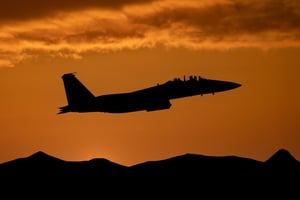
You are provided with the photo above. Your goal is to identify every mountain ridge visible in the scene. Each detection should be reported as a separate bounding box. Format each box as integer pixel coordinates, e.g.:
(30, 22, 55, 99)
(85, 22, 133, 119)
(0, 148, 299, 198)
(1, 148, 298, 166)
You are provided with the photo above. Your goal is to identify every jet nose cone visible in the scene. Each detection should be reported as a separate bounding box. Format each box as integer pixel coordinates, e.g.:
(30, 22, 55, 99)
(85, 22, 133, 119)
(222, 81, 242, 91)
(209, 80, 241, 93)
(232, 82, 242, 89)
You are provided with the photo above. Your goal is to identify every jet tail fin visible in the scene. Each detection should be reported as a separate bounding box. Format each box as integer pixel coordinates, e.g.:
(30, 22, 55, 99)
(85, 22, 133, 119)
(58, 73, 95, 114)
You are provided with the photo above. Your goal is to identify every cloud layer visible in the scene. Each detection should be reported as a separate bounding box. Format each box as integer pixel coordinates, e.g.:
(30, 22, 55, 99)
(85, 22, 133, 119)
(1, 0, 300, 67)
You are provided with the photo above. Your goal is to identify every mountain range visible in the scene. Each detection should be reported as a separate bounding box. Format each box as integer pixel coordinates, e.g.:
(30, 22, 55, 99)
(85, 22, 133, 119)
(0, 149, 299, 199)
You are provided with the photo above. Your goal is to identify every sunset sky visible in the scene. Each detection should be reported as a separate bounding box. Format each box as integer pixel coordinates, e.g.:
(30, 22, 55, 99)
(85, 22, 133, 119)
(1, 0, 300, 166)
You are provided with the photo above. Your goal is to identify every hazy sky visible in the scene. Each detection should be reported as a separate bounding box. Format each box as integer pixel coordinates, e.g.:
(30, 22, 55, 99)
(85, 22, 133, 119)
(1, 0, 300, 166)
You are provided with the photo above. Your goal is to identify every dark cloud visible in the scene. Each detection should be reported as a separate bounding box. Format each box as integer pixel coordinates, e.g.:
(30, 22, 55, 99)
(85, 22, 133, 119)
(1, 0, 300, 67)
(0, 0, 156, 21)
(128, 0, 300, 37)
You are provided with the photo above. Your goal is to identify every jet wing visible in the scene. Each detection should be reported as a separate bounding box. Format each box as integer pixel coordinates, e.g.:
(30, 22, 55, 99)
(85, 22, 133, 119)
(146, 98, 171, 112)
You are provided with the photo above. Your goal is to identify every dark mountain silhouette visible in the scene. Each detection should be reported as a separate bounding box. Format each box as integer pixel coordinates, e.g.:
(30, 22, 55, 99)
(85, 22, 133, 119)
(266, 149, 299, 165)
(0, 149, 299, 199)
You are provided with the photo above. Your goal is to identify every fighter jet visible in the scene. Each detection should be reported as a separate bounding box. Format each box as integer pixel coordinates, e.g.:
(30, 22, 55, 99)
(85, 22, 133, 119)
(58, 73, 241, 114)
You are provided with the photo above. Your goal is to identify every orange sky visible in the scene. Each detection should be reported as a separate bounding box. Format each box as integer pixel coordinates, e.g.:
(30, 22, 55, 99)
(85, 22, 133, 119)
(1, 0, 300, 166)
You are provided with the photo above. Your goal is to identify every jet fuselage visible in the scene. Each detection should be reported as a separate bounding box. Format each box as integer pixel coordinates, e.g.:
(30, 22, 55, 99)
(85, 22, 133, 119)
(58, 73, 241, 114)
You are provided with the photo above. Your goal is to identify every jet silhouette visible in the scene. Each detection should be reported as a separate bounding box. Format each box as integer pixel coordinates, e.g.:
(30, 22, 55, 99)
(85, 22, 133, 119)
(58, 73, 241, 114)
